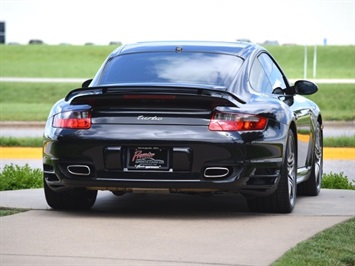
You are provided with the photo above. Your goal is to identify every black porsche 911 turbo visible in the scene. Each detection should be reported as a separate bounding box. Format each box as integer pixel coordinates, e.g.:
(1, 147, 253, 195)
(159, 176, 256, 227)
(43, 41, 323, 213)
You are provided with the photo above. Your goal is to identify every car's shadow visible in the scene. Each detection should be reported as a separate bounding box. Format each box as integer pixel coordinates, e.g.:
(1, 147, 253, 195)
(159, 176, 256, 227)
(51, 191, 261, 219)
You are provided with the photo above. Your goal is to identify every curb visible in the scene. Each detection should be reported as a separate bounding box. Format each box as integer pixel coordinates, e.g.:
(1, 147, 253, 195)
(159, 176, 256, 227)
(0, 147, 354, 160)
(0, 121, 45, 128)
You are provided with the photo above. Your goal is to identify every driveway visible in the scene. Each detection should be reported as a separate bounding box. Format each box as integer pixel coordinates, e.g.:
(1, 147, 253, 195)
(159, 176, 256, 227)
(0, 189, 354, 265)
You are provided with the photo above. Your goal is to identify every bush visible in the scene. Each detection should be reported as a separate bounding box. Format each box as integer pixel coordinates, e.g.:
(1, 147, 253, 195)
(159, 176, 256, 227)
(0, 164, 43, 191)
(322, 172, 355, 190)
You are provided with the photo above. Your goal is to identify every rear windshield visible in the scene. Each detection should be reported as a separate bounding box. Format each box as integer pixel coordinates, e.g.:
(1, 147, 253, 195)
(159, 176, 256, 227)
(98, 52, 243, 87)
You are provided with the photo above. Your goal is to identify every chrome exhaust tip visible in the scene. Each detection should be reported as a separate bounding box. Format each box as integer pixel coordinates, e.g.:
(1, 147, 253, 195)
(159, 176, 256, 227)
(204, 167, 230, 178)
(67, 165, 91, 176)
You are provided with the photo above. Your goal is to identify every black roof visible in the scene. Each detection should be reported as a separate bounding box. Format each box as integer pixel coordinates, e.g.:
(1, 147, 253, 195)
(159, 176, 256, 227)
(110, 41, 262, 59)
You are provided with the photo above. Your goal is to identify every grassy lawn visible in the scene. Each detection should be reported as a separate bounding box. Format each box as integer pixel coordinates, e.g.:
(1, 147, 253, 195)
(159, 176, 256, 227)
(0, 82, 76, 121)
(324, 136, 355, 147)
(1, 103, 52, 121)
(0, 45, 114, 78)
(267, 45, 355, 79)
(0, 82, 77, 103)
(273, 217, 355, 266)
(305, 83, 355, 121)
(0, 137, 43, 147)
(1, 44, 354, 79)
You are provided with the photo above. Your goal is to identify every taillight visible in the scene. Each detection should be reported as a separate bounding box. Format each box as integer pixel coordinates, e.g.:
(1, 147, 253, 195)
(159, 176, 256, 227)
(53, 111, 91, 129)
(209, 112, 267, 131)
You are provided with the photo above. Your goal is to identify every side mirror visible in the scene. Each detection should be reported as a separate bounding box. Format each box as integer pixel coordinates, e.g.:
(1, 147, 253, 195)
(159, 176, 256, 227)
(294, 80, 318, 95)
(285, 80, 318, 95)
(82, 79, 93, 88)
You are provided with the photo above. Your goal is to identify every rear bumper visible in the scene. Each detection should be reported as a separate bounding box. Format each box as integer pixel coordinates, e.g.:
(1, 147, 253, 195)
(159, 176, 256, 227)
(43, 123, 287, 196)
(44, 146, 283, 196)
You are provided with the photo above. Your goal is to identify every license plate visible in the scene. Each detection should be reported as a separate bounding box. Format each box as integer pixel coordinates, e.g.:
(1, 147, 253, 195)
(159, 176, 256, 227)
(127, 147, 169, 170)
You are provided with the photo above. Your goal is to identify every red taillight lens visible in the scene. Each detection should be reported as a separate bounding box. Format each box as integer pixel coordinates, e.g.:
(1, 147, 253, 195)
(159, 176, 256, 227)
(53, 111, 91, 129)
(209, 112, 267, 131)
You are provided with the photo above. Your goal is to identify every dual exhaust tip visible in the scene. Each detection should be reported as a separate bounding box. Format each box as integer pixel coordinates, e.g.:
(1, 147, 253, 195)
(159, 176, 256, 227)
(67, 165, 230, 179)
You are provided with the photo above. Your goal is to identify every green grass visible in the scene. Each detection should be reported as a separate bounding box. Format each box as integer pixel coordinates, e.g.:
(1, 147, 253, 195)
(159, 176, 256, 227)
(273, 218, 355, 266)
(305, 83, 355, 121)
(0, 208, 27, 217)
(0, 82, 77, 121)
(0, 137, 43, 147)
(1, 45, 354, 79)
(1, 103, 52, 121)
(324, 136, 355, 147)
(266, 45, 355, 79)
(0, 82, 77, 103)
(0, 45, 114, 78)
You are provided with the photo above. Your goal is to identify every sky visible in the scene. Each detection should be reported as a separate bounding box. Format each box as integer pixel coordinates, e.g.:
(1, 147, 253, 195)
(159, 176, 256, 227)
(0, 0, 354, 46)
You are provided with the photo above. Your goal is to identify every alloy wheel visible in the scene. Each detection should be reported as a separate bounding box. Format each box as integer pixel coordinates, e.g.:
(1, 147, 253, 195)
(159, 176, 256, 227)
(287, 135, 296, 208)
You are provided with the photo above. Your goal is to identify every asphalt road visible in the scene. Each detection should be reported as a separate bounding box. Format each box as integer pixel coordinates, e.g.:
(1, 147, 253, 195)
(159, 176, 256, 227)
(0, 188, 354, 266)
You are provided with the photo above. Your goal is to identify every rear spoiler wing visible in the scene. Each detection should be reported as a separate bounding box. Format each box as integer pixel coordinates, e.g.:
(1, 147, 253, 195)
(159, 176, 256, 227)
(65, 84, 246, 104)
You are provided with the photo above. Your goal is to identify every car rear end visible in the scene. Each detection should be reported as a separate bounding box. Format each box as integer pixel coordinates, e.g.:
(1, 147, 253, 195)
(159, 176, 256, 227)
(43, 86, 285, 196)
(43, 44, 286, 197)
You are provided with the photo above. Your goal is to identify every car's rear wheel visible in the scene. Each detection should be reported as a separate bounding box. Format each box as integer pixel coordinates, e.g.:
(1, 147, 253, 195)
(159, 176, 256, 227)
(247, 129, 297, 213)
(298, 121, 323, 196)
(44, 179, 97, 210)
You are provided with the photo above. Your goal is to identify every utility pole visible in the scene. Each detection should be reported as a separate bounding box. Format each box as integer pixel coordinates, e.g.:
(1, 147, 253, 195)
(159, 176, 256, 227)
(313, 45, 317, 78)
(304, 45, 307, 79)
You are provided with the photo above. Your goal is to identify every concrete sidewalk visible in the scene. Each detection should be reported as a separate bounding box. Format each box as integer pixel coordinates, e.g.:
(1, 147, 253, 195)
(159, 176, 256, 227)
(0, 189, 354, 265)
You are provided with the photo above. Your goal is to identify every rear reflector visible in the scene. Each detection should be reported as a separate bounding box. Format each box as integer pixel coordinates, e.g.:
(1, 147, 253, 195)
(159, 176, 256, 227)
(209, 112, 267, 131)
(53, 111, 91, 129)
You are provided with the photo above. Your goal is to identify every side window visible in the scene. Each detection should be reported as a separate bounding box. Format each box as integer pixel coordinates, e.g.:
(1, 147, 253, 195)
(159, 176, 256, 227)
(250, 56, 271, 93)
(258, 53, 287, 92)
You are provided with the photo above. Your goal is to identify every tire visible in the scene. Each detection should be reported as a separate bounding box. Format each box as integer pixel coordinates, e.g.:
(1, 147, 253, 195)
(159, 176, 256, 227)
(247, 129, 297, 213)
(298, 121, 323, 196)
(44, 179, 97, 210)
